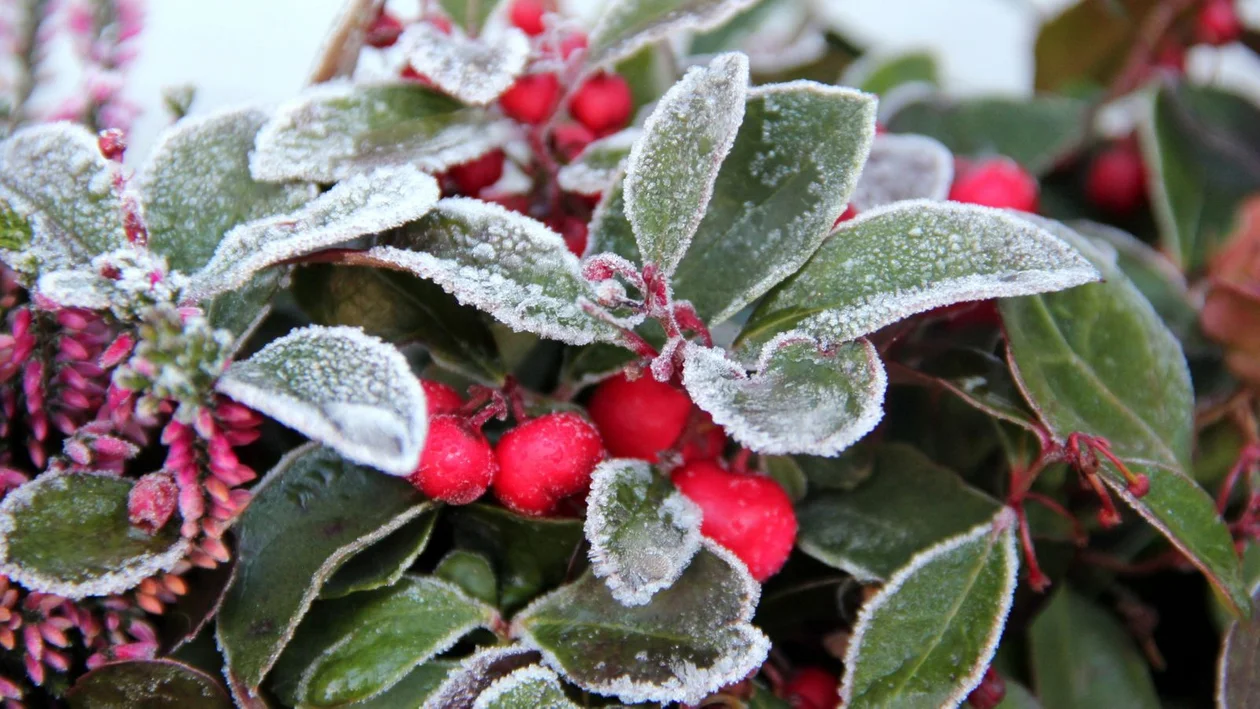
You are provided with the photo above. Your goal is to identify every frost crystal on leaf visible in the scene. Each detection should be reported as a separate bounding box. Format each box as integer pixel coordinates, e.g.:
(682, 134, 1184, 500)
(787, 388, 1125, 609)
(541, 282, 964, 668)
(472, 665, 577, 709)
(683, 337, 886, 457)
(513, 542, 769, 705)
(624, 52, 748, 277)
(250, 82, 516, 183)
(556, 128, 641, 197)
(0, 122, 128, 276)
(423, 645, 543, 709)
(850, 133, 954, 212)
(216, 326, 428, 476)
(401, 24, 530, 106)
(38, 247, 189, 319)
(586, 0, 762, 70)
(739, 201, 1102, 351)
(137, 106, 317, 273)
(584, 459, 703, 607)
(191, 165, 440, 299)
(365, 197, 624, 346)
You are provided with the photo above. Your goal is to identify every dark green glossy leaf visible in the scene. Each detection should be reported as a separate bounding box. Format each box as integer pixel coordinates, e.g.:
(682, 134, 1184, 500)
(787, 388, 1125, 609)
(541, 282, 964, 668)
(797, 444, 1001, 580)
(1220, 583, 1260, 708)
(842, 50, 940, 96)
(615, 44, 677, 113)
(995, 680, 1041, 709)
(763, 455, 807, 502)
(514, 544, 769, 705)
(451, 504, 584, 613)
(1029, 589, 1160, 709)
(689, 0, 785, 56)
(887, 95, 1087, 175)
(0, 473, 186, 599)
(341, 659, 456, 709)
(999, 220, 1248, 616)
(841, 511, 1018, 708)
(137, 106, 315, 273)
(206, 271, 283, 346)
(294, 264, 505, 383)
(435, 550, 498, 606)
(321, 509, 437, 599)
(217, 445, 433, 694)
(1033, 0, 1154, 92)
(66, 659, 232, 709)
(585, 0, 759, 70)
(670, 82, 876, 323)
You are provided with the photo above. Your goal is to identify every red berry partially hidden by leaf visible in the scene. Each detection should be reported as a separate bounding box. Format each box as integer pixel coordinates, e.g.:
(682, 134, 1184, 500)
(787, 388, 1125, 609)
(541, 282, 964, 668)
(949, 158, 1039, 213)
(1086, 142, 1146, 215)
(509, 0, 547, 36)
(588, 372, 692, 462)
(365, 12, 404, 48)
(500, 73, 561, 125)
(1196, 0, 1243, 46)
(448, 150, 505, 196)
(671, 461, 797, 581)
(421, 380, 464, 416)
(548, 215, 589, 257)
(570, 73, 633, 136)
(965, 667, 1006, 709)
(679, 411, 726, 463)
(409, 415, 496, 505)
(784, 667, 839, 709)
(493, 412, 604, 516)
(554, 122, 595, 162)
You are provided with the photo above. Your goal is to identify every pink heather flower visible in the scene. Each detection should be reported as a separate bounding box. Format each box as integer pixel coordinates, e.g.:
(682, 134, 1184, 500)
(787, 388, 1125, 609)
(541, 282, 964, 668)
(128, 472, 177, 534)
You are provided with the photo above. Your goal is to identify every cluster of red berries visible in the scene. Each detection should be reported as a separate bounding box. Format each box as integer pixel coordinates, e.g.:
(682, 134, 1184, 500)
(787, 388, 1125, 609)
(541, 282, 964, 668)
(783, 667, 840, 709)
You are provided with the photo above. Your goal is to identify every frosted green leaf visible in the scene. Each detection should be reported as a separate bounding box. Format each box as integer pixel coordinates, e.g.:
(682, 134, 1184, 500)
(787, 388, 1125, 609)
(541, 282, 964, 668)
(624, 52, 747, 277)
(0, 473, 188, 600)
(682, 337, 886, 456)
(401, 24, 530, 106)
(557, 129, 640, 196)
(840, 50, 940, 97)
(191, 165, 439, 299)
(849, 133, 953, 212)
(424, 646, 543, 709)
(66, 659, 232, 709)
(514, 543, 770, 705)
(251, 82, 514, 183)
(277, 577, 497, 707)
(364, 198, 625, 346)
(216, 326, 427, 476)
(473, 666, 577, 709)
(1218, 583, 1260, 708)
(36, 267, 113, 310)
(434, 550, 498, 606)
(137, 106, 316, 273)
(584, 459, 702, 606)
(345, 660, 456, 709)
(586, 173, 640, 263)
(739, 202, 1099, 352)
(320, 510, 438, 599)
(0, 122, 127, 274)
(671, 82, 877, 323)
(841, 510, 1018, 709)
(586, 0, 761, 70)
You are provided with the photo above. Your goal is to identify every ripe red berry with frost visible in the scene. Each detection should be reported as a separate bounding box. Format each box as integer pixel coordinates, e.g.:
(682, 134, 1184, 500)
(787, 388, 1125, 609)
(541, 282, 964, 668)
(448, 150, 505, 196)
(548, 215, 589, 257)
(509, 0, 548, 36)
(427, 15, 454, 35)
(409, 415, 496, 505)
(554, 122, 595, 161)
(784, 667, 839, 709)
(570, 73, 634, 136)
(493, 412, 605, 516)
(1086, 142, 1146, 215)
(487, 194, 532, 215)
(500, 73, 562, 125)
(671, 460, 797, 581)
(832, 203, 857, 229)
(965, 667, 1006, 709)
(365, 11, 404, 48)
(588, 372, 692, 462)
(949, 157, 1039, 213)
(97, 128, 126, 162)
(421, 379, 464, 416)
(1196, 0, 1243, 46)
(679, 410, 726, 463)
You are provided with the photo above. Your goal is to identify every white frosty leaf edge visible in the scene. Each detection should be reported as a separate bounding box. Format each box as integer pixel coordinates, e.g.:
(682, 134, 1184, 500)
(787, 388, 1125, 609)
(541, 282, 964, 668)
(513, 539, 770, 706)
(402, 24, 530, 106)
(216, 325, 427, 476)
(215, 443, 435, 697)
(584, 459, 703, 607)
(472, 665, 572, 709)
(850, 133, 954, 212)
(623, 52, 748, 276)
(586, 0, 761, 70)
(683, 335, 887, 456)
(295, 576, 499, 705)
(840, 508, 1019, 708)
(191, 165, 439, 299)
(422, 644, 542, 709)
(556, 128, 642, 196)
(1215, 580, 1260, 708)
(0, 472, 190, 600)
(36, 268, 112, 310)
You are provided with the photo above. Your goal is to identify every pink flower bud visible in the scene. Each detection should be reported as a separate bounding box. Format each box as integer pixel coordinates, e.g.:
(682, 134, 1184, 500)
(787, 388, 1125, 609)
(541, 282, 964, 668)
(128, 473, 178, 535)
(112, 641, 156, 661)
(57, 336, 90, 362)
(22, 625, 41, 661)
(97, 129, 126, 162)
(24, 654, 43, 686)
(100, 333, 135, 369)
(64, 438, 92, 466)
(194, 408, 217, 439)
(56, 309, 92, 331)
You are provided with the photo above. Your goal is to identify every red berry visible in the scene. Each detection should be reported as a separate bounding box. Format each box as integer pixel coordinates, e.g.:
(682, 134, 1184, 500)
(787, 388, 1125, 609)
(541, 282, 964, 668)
(965, 667, 1006, 709)
(558, 31, 588, 59)
(554, 122, 595, 162)
(671, 461, 797, 581)
(1153, 40, 1187, 73)
(509, 0, 548, 36)
(493, 412, 605, 516)
(97, 128, 126, 162)
(421, 380, 464, 417)
(588, 373, 692, 462)
(832, 204, 857, 229)
(400, 65, 434, 87)
(500, 73, 562, 125)
(365, 11, 404, 48)
(784, 667, 838, 709)
(548, 215, 589, 257)
(679, 411, 726, 463)
(409, 416, 497, 505)
(569, 73, 633, 136)
(448, 150, 505, 196)
(487, 194, 532, 215)
(949, 158, 1039, 213)
(1196, 0, 1243, 46)
(428, 15, 454, 35)
(1086, 142, 1146, 215)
